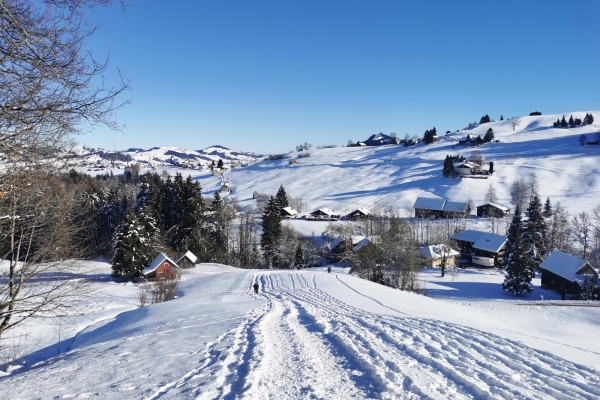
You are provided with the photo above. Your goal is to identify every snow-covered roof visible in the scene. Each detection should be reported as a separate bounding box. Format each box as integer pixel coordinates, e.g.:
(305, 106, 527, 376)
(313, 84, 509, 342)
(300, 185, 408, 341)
(413, 197, 446, 211)
(176, 250, 197, 265)
(352, 235, 371, 252)
(443, 201, 468, 213)
(540, 250, 597, 283)
(478, 203, 510, 211)
(282, 206, 298, 216)
(420, 245, 460, 260)
(450, 230, 507, 253)
(311, 207, 336, 216)
(142, 253, 179, 275)
(457, 162, 478, 169)
(349, 208, 370, 216)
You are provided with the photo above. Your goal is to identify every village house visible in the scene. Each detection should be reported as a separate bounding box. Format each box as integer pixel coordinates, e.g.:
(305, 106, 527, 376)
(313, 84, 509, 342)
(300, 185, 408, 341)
(309, 208, 339, 220)
(346, 208, 370, 220)
(329, 234, 375, 262)
(539, 250, 599, 297)
(175, 250, 198, 269)
(142, 253, 180, 280)
(456, 161, 480, 176)
(450, 230, 507, 267)
(476, 203, 510, 218)
(420, 245, 460, 268)
(458, 133, 480, 147)
(281, 206, 298, 219)
(413, 197, 469, 218)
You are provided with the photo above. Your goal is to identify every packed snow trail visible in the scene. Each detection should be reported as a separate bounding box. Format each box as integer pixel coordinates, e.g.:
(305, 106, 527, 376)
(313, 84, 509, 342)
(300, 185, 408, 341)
(154, 271, 600, 399)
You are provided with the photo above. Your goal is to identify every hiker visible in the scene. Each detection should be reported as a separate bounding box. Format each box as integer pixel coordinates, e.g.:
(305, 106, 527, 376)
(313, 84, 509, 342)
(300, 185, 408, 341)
(327, 266, 331, 273)
(253, 282, 259, 294)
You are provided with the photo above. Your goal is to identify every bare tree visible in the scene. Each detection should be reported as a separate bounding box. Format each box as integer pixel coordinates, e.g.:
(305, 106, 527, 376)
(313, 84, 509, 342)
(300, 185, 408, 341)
(485, 184, 498, 204)
(571, 212, 593, 260)
(510, 117, 521, 131)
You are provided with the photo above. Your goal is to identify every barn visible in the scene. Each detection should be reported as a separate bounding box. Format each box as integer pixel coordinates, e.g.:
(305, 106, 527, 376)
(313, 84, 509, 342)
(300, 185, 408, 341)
(450, 230, 507, 267)
(175, 250, 198, 269)
(476, 203, 510, 218)
(142, 253, 180, 280)
(540, 250, 599, 297)
(346, 208, 370, 221)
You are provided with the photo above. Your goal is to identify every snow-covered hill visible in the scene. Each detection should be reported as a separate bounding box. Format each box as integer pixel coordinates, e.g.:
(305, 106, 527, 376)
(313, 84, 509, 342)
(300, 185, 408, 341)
(196, 110, 600, 218)
(71, 145, 265, 170)
(3, 264, 600, 398)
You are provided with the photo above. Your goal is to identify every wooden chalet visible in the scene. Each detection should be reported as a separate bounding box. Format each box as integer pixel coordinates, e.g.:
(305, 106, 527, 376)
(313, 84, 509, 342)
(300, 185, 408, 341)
(346, 208, 370, 221)
(540, 250, 599, 296)
(309, 208, 339, 220)
(329, 234, 375, 262)
(142, 253, 180, 280)
(476, 203, 510, 218)
(420, 245, 460, 268)
(456, 161, 480, 176)
(281, 206, 298, 219)
(450, 230, 507, 267)
(175, 250, 198, 269)
(413, 197, 469, 218)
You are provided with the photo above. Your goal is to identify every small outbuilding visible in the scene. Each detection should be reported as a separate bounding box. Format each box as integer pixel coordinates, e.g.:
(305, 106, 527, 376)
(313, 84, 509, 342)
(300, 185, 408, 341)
(476, 203, 510, 218)
(414, 197, 446, 218)
(281, 206, 298, 219)
(540, 250, 599, 297)
(142, 253, 180, 280)
(420, 245, 460, 268)
(176, 250, 198, 269)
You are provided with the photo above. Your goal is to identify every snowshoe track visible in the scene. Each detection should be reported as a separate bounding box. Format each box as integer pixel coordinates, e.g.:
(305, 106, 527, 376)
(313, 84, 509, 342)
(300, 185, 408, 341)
(152, 271, 600, 399)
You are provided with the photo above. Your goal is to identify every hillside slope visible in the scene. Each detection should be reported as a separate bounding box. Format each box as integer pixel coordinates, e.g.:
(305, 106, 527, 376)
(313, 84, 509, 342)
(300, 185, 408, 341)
(2, 265, 599, 399)
(200, 110, 600, 218)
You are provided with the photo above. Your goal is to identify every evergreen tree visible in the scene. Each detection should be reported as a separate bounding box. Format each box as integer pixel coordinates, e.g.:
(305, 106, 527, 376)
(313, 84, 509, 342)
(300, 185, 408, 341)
(560, 115, 567, 128)
(500, 115, 504, 121)
(484, 128, 494, 143)
(261, 196, 282, 268)
(217, 159, 224, 169)
(423, 127, 437, 144)
(502, 207, 533, 295)
(568, 115, 575, 127)
(168, 174, 206, 254)
(275, 184, 290, 210)
(543, 197, 553, 218)
(522, 196, 548, 273)
(585, 113, 594, 125)
(293, 243, 304, 269)
(442, 155, 456, 178)
(208, 191, 228, 263)
(112, 212, 155, 279)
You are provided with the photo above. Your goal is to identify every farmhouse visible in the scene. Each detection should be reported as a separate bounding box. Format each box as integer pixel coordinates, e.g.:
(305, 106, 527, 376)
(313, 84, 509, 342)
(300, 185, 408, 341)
(329, 234, 376, 262)
(476, 203, 510, 218)
(450, 230, 507, 267)
(413, 197, 469, 218)
(309, 208, 339, 220)
(458, 133, 480, 147)
(281, 206, 298, 219)
(346, 208, 370, 220)
(456, 161, 480, 176)
(539, 250, 599, 296)
(420, 245, 460, 268)
(142, 253, 180, 280)
(175, 250, 197, 269)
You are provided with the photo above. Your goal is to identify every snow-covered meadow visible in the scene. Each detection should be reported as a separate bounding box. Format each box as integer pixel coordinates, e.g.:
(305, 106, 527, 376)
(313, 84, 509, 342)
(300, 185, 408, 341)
(2, 262, 600, 399)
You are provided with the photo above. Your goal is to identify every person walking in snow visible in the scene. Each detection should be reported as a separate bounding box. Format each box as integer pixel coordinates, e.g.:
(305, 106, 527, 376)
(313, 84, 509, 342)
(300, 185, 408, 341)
(253, 282, 259, 294)
(327, 266, 331, 273)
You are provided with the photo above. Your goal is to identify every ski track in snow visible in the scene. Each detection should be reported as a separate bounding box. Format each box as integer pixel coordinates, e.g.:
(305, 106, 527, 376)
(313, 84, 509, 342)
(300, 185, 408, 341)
(148, 271, 600, 400)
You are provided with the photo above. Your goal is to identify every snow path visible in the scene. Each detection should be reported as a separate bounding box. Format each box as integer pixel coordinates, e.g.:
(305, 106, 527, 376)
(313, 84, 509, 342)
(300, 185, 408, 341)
(154, 271, 600, 399)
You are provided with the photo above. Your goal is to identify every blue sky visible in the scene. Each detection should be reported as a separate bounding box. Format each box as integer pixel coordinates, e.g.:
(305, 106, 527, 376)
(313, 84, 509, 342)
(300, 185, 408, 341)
(86, 0, 600, 154)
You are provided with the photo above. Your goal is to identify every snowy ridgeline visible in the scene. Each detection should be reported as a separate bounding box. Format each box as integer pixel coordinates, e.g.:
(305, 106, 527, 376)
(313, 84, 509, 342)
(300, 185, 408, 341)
(2, 263, 600, 399)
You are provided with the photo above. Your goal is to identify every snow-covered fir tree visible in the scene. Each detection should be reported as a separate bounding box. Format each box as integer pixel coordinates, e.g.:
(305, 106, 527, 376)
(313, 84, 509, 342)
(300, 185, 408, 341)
(502, 206, 533, 295)
(261, 196, 282, 268)
(208, 191, 228, 263)
(112, 212, 156, 279)
(275, 184, 289, 211)
(293, 243, 305, 269)
(522, 196, 548, 273)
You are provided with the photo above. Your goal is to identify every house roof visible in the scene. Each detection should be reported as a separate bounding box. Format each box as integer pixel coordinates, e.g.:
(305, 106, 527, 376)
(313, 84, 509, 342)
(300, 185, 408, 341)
(414, 197, 446, 211)
(282, 206, 298, 216)
(176, 250, 197, 265)
(142, 253, 179, 275)
(457, 162, 479, 169)
(540, 250, 597, 283)
(450, 230, 507, 253)
(352, 235, 371, 252)
(348, 208, 370, 216)
(311, 207, 336, 216)
(420, 245, 460, 260)
(443, 201, 468, 213)
(477, 203, 510, 211)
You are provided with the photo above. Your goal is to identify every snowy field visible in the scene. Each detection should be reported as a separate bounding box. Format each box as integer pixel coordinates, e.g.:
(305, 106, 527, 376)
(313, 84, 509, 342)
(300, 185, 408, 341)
(2, 262, 600, 399)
